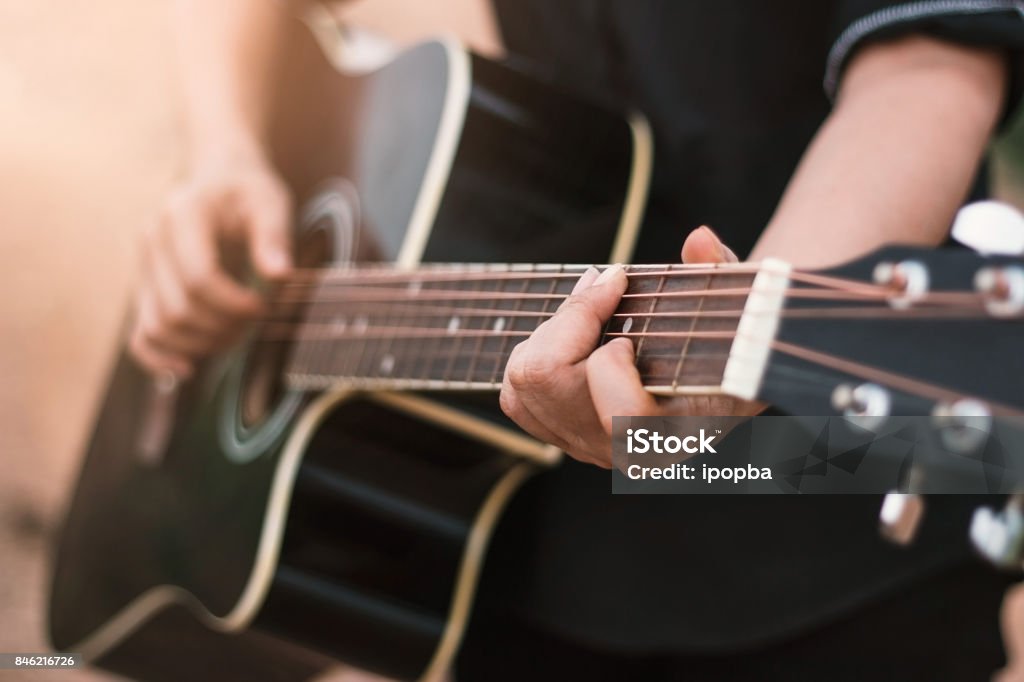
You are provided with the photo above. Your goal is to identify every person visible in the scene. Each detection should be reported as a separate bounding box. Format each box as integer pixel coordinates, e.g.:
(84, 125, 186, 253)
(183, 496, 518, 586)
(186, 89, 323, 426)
(132, 0, 1024, 679)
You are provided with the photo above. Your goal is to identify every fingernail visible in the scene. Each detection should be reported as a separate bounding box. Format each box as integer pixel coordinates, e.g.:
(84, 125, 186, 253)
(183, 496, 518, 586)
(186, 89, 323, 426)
(611, 337, 634, 352)
(571, 266, 600, 295)
(594, 264, 624, 286)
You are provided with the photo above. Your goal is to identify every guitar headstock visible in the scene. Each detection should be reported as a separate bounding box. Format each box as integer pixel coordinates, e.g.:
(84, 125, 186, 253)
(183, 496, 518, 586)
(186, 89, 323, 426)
(758, 244, 1024, 423)
(746, 203, 1024, 567)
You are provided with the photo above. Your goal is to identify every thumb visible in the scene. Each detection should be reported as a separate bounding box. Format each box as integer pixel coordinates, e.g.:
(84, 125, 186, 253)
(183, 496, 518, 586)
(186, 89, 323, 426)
(681, 225, 739, 265)
(524, 265, 629, 368)
(246, 189, 293, 279)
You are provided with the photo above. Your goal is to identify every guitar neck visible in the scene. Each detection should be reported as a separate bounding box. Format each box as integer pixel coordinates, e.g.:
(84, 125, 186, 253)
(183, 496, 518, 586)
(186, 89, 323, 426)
(282, 261, 790, 399)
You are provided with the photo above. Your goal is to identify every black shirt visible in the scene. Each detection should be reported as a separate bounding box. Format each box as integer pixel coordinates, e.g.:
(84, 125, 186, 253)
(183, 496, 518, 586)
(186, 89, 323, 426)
(476, 0, 1024, 652)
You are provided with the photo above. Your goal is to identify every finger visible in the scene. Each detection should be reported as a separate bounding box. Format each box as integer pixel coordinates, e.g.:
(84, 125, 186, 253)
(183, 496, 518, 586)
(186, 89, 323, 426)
(146, 231, 227, 339)
(129, 323, 194, 379)
(994, 667, 1024, 682)
(135, 282, 225, 357)
(681, 225, 739, 265)
(567, 266, 600, 299)
(499, 379, 572, 452)
(506, 266, 628, 461)
(503, 340, 607, 464)
(164, 200, 265, 317)
(243, 187, 293, 280)
(526, 264, 628, 369)
(586, 338, 659, 435)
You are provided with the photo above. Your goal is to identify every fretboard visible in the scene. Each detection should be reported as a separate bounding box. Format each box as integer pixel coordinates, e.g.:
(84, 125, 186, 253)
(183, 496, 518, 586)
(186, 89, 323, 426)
(280, 262, 775, 395)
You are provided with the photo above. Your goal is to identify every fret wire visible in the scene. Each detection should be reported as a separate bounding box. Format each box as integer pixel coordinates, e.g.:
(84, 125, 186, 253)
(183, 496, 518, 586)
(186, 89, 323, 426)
(279, 292, 308, 376)
(440, 278, 482, 384)
(487, 270, 531, 385)
(380, 283, 405, 379)
(672, 272, 712, 390)
(327, 274, 356, 382)
(462, 278, 497, 383)
(287, 270, 759, 384)
(291, 348, 731, 367)
(321, 279, 347, 382)
(277, 286, 755, 303)
(388, 292, 406, 378)
(634, 274, 666, 360)
(288, 263, 763, 284)
(417, 275, 445, 382)
(492, 267, 561, 382)
(349, 292, 378, 381)
(289, 368, 729, 387)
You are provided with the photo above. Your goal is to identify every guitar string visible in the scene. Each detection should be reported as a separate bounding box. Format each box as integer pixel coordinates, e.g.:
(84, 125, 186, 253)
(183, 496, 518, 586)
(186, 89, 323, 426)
(262, 304, 997, 323)
(770, 340, 1024, 418)
(278, 266, 884, 294)
(263, 268, 1017, 407)
(253, 304, 999, 340)
(284, 335, 1024, 417)
(267, 286, 982, 305)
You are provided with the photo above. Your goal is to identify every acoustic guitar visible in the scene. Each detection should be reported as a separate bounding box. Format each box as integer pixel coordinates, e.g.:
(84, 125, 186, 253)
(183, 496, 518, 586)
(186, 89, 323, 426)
(48, 13, 1024, 682)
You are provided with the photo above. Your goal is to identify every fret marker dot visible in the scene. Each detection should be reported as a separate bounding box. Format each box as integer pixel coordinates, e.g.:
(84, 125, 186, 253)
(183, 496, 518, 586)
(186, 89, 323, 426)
(408, 281, 422, 295)
(331, 317, 347, 334)
(354, 316, 369, 334)
(493, 317, 506, 333)
(380, 354, 395, 375)
(622, 317, 634, 334)
(447, 316, 461, 335)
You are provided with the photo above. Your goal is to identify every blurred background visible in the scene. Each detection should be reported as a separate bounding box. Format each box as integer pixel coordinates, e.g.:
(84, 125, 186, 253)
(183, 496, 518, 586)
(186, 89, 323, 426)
(0, 2, 496, 680)
(0, 1, 1022, 680)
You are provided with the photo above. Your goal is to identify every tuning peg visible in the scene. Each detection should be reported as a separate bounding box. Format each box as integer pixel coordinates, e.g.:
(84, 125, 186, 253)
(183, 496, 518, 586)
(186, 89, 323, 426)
(952, 201, 1024, 256)
(975, 265, 1024, 318)
(879, 492, 926, 545)
(872, 260, 929, 308)
(832, 382, 891, 431)
(932, 398, 993, 454)
(970, 495, 1024, 570)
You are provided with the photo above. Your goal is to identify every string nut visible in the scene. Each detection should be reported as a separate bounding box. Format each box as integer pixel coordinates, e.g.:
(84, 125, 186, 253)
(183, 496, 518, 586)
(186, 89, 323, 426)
(873, 260, 929, 309)
(975, 265, 1024, 318)
(832, 382, 891, 431)
(932, 398, 992, 455)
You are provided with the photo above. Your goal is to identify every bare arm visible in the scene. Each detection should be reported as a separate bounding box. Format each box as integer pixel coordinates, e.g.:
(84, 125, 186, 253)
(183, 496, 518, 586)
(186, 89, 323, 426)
(752, 35, 1007, 267)
(129, 0, 308, 377)
(500, 36, 1011, 467)
(171, 0, 299, 166)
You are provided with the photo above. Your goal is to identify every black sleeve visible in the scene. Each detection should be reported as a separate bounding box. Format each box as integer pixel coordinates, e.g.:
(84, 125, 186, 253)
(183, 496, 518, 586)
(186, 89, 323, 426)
(826, 1, 1024, 126)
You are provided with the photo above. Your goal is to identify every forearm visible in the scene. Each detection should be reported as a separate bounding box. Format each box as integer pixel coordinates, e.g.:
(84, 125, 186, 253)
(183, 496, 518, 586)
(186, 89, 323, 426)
(171, 0, 304, 167)
(751, 36, 1008, 268)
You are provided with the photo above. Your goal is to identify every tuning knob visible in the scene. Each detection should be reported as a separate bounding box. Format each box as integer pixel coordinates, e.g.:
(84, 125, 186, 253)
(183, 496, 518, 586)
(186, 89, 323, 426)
(932, 398, 992, 454)
(879, 492, 926, 545)
(832, 382, 891, 431)
(951, 201, 1024, 256)
(970, 495, 1024, 570)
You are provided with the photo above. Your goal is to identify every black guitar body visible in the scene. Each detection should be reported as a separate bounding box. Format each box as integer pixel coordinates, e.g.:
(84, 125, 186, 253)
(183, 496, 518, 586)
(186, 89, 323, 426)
(48, 16, 647, 682)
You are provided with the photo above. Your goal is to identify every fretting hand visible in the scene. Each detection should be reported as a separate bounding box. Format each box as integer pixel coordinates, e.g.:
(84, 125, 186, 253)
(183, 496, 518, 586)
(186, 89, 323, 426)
(500, 226, 763, 468)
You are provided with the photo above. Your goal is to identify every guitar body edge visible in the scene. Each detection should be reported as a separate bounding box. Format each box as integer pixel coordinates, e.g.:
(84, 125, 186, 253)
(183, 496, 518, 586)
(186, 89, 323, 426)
(48, 16, 648, 682)
(50, 384, 538, 681)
